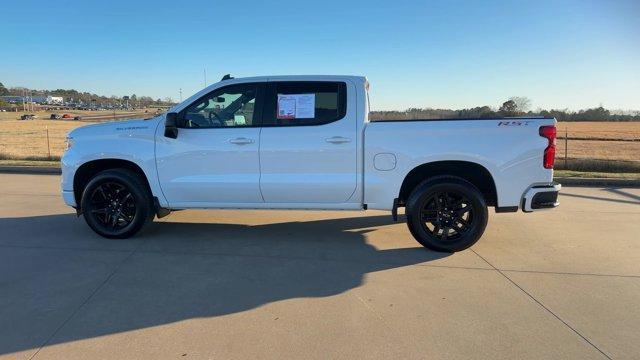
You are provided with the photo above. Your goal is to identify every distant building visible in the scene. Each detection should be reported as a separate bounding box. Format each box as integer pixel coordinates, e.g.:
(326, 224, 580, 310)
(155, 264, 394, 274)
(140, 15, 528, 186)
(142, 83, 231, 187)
(0, 96, 24, 103)
(0, 95, 64, 104)
(46, 96, 64, 104)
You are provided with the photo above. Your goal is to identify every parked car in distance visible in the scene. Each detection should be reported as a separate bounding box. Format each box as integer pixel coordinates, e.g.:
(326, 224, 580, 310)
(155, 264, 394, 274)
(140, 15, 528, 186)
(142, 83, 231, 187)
(62, 113, 72, 119)
(61, 75, 560, 252)
(50, 113, 62, 119)
(20, 114, 36, 120)
(74, 116, 82, 120)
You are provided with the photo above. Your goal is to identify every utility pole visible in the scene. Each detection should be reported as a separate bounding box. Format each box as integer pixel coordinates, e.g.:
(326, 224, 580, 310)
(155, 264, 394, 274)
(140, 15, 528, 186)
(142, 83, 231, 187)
(46, 126, 51, 159)
(179, 88, 183, 102)
(204, 68, 207, 88)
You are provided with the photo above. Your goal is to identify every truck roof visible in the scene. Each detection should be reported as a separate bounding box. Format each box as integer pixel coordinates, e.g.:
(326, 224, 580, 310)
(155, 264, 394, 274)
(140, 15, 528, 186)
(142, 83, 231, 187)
(218, 75, 367, 83)
(173, 75, 367, 113)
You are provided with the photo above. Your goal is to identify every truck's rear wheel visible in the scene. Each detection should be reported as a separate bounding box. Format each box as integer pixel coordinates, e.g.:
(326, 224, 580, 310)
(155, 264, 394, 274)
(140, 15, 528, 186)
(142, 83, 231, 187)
(80, 169, 154, 239)
(406, 176, 488, 252)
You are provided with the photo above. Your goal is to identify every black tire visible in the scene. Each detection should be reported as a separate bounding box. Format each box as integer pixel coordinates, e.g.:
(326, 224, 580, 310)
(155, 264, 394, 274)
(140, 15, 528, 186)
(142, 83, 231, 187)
(406, 176, 488, 252)
(80, 168, 154, 239)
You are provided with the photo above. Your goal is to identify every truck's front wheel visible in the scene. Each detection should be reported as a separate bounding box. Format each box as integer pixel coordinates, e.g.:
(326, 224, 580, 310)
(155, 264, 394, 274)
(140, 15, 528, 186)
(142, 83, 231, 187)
(80, 169, 154, 239)
(405, 176, 488, 252)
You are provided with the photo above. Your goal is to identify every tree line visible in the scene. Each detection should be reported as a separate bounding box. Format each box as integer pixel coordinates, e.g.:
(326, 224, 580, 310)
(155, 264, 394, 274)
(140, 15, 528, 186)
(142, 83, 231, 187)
(371, 97, 640, 121)
(0, 82, 175, 107)
(2, 82, 638, 121)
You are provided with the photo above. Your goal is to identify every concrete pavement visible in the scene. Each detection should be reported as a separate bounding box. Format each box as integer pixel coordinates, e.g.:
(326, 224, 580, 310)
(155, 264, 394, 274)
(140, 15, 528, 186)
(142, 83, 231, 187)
(0, 174, 638, 359)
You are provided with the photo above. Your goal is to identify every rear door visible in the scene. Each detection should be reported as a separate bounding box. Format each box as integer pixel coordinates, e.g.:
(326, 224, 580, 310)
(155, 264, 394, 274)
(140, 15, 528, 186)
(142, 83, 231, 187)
(259, 80, 358, 203)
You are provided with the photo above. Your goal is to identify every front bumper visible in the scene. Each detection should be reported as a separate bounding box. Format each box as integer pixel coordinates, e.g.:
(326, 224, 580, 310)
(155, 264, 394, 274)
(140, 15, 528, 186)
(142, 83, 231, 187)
(522, 183, 561, 212)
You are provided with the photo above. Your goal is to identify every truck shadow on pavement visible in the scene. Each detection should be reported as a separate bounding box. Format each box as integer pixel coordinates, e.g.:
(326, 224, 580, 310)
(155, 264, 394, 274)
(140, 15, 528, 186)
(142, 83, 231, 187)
(0, 213, 450, 356)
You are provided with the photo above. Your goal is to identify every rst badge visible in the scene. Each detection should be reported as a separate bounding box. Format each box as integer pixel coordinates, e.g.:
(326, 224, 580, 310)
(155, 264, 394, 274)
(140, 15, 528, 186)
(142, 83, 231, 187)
(497, 120, 533, 126)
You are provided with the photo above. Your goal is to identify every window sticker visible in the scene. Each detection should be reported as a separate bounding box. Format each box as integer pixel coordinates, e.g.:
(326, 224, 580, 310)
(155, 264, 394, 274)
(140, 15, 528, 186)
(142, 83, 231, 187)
(277, 95, 296, 119)
(277, 94, 315, 119)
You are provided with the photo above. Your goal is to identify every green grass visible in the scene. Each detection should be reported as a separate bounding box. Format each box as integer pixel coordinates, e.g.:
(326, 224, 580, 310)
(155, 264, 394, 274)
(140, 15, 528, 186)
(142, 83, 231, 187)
(555, 158, 640, 173)
(0, 153, 61, 162)
(555, 170, 640, 180)
(0, 159, 60, 168)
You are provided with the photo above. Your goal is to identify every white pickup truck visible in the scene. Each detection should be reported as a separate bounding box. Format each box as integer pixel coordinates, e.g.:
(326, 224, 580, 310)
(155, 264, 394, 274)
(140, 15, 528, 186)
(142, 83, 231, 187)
(61, 75, 560, 252)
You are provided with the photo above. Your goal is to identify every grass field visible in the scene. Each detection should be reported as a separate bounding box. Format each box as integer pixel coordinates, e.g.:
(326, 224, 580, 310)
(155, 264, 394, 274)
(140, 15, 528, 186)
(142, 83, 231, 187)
(556, 121, 640, 140)
(555, 121, 640, 162)
(0, 119, 86, 160)
(0, 115, 638, 168)
(0, 109, 157, 122)
(556, 139, 639, 161)
(0, 109, 155, 160)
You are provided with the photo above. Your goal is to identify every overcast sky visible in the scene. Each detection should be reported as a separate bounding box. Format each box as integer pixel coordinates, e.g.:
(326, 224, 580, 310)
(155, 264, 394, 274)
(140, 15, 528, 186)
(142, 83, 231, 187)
(1, 0, 638, 111)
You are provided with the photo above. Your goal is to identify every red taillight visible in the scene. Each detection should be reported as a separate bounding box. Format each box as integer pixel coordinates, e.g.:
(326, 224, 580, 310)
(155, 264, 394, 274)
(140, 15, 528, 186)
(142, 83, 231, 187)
(543, 146, 556, 169)
(539, 125, 557, 169)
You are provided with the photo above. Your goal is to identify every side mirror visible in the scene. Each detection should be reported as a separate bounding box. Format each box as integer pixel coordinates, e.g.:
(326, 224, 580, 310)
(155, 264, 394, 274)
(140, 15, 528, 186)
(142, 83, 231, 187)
(164, 112, 179, 139)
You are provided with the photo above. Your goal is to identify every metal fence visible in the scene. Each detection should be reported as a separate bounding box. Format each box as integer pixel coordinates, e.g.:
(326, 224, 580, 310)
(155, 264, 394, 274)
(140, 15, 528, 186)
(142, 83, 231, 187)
(0, 127, 67, 160)
(554, 129, 640, 172)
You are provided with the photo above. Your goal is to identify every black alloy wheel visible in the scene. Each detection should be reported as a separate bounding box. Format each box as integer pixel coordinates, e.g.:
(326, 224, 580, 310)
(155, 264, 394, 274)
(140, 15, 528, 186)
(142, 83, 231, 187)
(406, 176, 488, 252)
(419, 190, 474, 242)
(81, 168, 154, 239)
(88, 182, 137, 230)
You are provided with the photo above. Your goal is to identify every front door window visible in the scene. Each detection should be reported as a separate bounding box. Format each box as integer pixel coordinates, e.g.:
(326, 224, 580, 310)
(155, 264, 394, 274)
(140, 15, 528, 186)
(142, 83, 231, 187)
(182, 84, 258, 128)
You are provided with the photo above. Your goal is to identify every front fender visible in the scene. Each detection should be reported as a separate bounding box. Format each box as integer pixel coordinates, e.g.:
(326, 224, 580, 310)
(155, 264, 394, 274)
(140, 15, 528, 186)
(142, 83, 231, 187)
(61, 118, 168, 208)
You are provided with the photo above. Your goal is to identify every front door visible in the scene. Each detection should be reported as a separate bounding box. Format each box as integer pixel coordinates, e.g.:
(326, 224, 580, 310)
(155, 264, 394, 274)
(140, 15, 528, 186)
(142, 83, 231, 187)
(259, 81, 358, 203)
(156, 82, 265, 206)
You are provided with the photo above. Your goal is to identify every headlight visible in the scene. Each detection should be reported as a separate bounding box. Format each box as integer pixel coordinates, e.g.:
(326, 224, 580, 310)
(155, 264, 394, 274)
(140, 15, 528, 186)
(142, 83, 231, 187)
(65, 136, 74, 150)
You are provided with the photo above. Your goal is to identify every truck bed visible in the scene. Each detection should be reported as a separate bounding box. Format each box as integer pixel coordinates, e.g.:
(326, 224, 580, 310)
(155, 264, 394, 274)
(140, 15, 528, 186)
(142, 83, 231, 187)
(363, 117, 556, 210)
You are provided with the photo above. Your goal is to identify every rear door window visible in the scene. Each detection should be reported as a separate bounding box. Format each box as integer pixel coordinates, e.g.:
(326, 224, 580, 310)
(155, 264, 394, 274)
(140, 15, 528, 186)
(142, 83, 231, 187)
(264, 81, 346, 126)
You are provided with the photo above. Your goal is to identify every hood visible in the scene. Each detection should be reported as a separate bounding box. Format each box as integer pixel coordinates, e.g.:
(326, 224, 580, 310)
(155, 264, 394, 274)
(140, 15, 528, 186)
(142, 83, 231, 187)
(69, 117, 160, 138)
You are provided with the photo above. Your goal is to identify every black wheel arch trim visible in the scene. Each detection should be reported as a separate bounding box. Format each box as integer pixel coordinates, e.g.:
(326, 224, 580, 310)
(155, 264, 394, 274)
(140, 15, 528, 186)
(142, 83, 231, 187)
(73, 158, 154, 212)
(398, 160, 498, 207)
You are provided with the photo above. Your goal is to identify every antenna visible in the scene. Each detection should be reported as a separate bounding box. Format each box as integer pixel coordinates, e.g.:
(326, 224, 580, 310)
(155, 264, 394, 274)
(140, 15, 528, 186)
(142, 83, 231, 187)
(203, 68, 207, 88)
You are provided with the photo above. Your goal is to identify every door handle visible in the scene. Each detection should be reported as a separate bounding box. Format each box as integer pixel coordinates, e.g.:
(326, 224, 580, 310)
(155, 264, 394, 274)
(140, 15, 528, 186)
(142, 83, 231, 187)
(325, 136, 351, 144)
(229, 137, 254, 145)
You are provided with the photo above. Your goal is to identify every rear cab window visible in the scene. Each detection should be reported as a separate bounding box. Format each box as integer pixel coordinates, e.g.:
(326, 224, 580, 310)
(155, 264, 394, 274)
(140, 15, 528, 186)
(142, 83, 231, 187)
(263, 81, 347, 126)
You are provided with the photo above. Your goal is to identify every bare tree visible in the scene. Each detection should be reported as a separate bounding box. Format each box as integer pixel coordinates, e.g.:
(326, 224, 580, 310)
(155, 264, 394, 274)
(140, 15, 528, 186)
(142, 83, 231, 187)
(509, 96, 531, 113)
